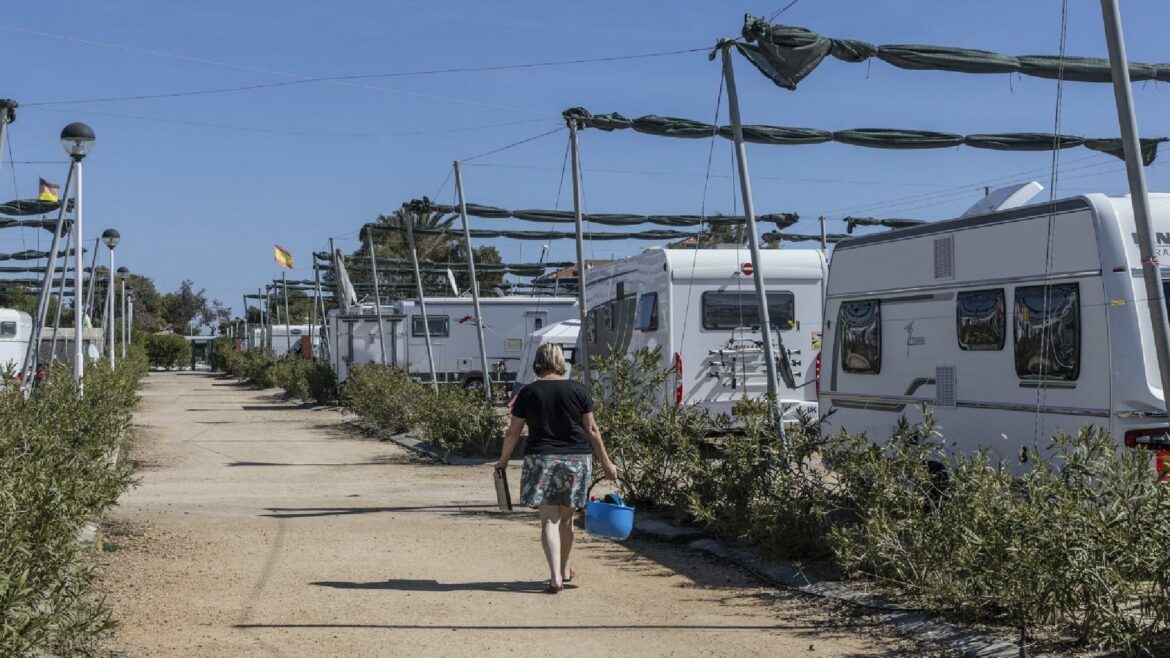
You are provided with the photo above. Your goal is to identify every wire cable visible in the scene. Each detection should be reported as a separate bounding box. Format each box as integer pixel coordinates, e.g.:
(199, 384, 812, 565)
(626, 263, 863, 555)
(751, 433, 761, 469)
(459, 127, 566, 163)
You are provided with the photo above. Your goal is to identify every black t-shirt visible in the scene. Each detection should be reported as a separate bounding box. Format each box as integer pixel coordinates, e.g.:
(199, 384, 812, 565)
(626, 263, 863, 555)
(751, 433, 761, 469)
(511, 379, 594, 455)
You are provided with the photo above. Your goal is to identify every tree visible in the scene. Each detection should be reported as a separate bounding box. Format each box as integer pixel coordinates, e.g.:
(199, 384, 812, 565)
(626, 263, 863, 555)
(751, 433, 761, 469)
(160, 280, 211, 334)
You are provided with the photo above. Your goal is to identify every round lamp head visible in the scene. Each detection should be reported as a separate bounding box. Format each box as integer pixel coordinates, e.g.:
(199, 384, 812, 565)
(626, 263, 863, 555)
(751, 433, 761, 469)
(101, 228, 120, 249)
(60, 122, 95, 159)
(116, 266, 130, 276)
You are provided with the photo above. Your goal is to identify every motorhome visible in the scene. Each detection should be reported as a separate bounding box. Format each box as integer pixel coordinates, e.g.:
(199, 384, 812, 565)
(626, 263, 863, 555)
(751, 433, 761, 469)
(582, 248, 827, 417)
(514, 318, 580, 388)
(267, 324, 320, 356)
(328, 296, 577, 388)
(0, 308, 32, 374)
(820, 191, 1170, 468)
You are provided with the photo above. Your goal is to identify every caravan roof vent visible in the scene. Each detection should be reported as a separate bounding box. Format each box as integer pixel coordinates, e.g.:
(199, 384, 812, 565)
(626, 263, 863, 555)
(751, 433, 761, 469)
(933, 236, 954, 280)
(959, 181, 1043, 218)
(936, 366, 957, 408)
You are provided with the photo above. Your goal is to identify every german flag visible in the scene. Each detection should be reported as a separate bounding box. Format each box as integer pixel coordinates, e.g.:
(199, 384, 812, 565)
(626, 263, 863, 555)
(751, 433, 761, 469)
(38, 178, 59, 202)
(274, 244, 293, 269)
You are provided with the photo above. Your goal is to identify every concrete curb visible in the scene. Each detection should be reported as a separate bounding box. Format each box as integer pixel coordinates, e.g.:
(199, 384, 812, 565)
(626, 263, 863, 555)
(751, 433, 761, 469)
(632, 518, 1020, 658)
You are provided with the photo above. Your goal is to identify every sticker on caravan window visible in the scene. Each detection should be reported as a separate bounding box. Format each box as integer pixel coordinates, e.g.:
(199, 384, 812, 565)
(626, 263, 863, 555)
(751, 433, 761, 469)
(811, 332, 821, 350)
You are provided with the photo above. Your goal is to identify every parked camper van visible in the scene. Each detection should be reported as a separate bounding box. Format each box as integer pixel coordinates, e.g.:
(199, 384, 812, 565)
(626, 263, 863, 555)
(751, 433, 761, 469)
(583, 248, 826, 417)
(0, 308, 32, 374)
(514, 318, 580, 389)
(328, 296, 576, 388)
(820, 192, 1170, 468)
(267, 324, 319, 356)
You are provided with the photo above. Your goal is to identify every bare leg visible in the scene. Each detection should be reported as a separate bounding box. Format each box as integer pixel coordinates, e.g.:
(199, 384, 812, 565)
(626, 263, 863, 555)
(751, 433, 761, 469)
(558, 505, 574, 581)
(539, 505, 563, 589)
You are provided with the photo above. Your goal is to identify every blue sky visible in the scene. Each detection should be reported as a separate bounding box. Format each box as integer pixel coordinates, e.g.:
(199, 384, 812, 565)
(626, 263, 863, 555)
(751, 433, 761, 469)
(2, 0, 1168, 319)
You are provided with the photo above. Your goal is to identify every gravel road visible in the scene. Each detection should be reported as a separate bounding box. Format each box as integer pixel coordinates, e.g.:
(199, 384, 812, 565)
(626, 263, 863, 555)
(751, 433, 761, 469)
(95, 370, 941, 657)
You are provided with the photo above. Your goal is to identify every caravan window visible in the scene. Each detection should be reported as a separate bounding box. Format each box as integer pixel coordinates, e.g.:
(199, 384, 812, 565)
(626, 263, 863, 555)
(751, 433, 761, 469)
(956, 289, 1006, 351)
(411, 315, 450, 338)
(0, 321, 15, 337)
(839, 300, 881, 374)
(701, 291, 795, 330)
(1014, 283, 1080, 381)
(635, 293, 659, 331)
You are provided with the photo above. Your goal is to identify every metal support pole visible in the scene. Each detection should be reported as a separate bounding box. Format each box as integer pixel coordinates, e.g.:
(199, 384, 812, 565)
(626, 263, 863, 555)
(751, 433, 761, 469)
(720, 42, 787, 445)
(568, 121, 590, 384)
(242, 293, 250, 349)
(49, 221, 73, 364)
(314, 265, 328, 360)
(0, 102, 12, 184)
(107, 246, 115, 369)
(329, 237, 341, 312)
(23, 160, 75, 382)
(258, 287, 267, 350)
(310, 267, 319, 358)
(365, 226, 389, 365)
(404, 208, 439, 392)
(454, 161, 493, 399)
(84, 237, 99, 320)
(121, 276, 127, 358)
(72, 159, 85, 390)
(1100, 0, 1170, 410)
(282, 272, 292, 354)
(819, 216, 828, 252)
(127, 294, 133, 346)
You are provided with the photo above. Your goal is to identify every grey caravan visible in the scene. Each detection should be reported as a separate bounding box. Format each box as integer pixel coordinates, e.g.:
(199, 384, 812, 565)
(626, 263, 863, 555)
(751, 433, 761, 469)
(583, 248, 826, 418)
(820, 193, 1170, 471)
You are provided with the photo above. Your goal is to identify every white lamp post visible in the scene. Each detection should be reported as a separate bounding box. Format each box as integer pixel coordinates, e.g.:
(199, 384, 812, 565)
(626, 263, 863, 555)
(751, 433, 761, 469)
(61, 123, 95, 389)
(117, 266, 129, 358)
(101, 229, 119, 368)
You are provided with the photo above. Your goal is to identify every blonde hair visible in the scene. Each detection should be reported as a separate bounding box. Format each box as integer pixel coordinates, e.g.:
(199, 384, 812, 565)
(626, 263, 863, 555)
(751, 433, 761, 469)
(533, 342, 567, 377)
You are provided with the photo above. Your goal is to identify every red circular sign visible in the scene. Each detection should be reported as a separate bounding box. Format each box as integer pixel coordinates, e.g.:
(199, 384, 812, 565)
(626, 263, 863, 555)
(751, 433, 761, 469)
(741, 262, 754, 276)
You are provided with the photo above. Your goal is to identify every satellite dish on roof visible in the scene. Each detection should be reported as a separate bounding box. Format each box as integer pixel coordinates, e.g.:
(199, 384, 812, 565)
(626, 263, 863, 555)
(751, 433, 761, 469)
(960, 181, 1044, 218)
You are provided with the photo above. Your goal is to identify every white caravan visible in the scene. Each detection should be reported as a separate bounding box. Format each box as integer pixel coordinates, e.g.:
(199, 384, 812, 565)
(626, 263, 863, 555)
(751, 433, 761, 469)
(820, 192, 1170, 469)
(328, 297, 577, 388)
(267, 324, 319, 355)
(0, 309, 32, 374)
(583, 248, 827, 418)
(514, 318, 581, 388)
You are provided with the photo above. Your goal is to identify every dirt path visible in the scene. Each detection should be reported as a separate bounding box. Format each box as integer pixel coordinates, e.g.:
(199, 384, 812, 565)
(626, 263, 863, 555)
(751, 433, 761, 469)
(96, 371, 938, 657)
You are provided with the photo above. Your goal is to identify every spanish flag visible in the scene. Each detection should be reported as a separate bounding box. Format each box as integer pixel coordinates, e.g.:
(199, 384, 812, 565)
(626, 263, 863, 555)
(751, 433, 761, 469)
(274, 244, 293, 269)
(38, 178, 59, 202)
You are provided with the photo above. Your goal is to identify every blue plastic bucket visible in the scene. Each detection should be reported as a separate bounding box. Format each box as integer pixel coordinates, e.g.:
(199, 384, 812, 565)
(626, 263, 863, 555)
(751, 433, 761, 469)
(584, 489, 634, 540)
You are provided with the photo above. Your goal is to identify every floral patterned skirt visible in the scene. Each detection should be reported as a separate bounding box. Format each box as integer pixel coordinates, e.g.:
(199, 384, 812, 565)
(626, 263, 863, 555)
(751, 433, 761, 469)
(520, 454, 592, 509)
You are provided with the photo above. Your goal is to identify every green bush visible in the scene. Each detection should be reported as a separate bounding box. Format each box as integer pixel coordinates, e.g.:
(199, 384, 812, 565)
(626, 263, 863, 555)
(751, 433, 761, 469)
(0, 356, 144, 655)
(305, 361, 337, 405)
(272, 357, 311, 400)
(238, 350, 278, 388)
(143, 333, 191, 370)
(827, 418, 1170, 654)
(417, 385, 504, 457)
(341, 364, 422, 435)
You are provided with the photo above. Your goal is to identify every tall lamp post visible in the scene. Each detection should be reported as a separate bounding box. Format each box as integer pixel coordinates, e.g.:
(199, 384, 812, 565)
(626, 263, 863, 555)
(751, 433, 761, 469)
(101, 229, 119, 369)
(117, 266, 129, 358)
(62, 123, 95, 389)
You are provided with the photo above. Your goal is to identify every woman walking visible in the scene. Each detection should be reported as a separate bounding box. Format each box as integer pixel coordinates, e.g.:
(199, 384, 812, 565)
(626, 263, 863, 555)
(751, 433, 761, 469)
(496, 343, 618, 593)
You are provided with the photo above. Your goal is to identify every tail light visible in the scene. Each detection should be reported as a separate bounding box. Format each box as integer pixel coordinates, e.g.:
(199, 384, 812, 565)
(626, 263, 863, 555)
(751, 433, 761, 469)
(1123, 427, 1170, 448)
(814, 352, 821, 397)
(672, 351, 683, 405)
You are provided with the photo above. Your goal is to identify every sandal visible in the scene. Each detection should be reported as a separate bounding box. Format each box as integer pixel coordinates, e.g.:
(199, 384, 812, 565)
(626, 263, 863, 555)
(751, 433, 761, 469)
(545, 580, 563, 594)
(563, 569, 576, 584)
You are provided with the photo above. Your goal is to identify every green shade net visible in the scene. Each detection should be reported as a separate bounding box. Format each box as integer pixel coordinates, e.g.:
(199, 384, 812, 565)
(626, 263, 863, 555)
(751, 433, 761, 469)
(738, 16, 1170, 89)
(763, 231, 848, 244)
(845, 217, 926, 233)
(427, 199, 798, 227)
(565, 108, 1166, 164)
(0, 199, 62, 217)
